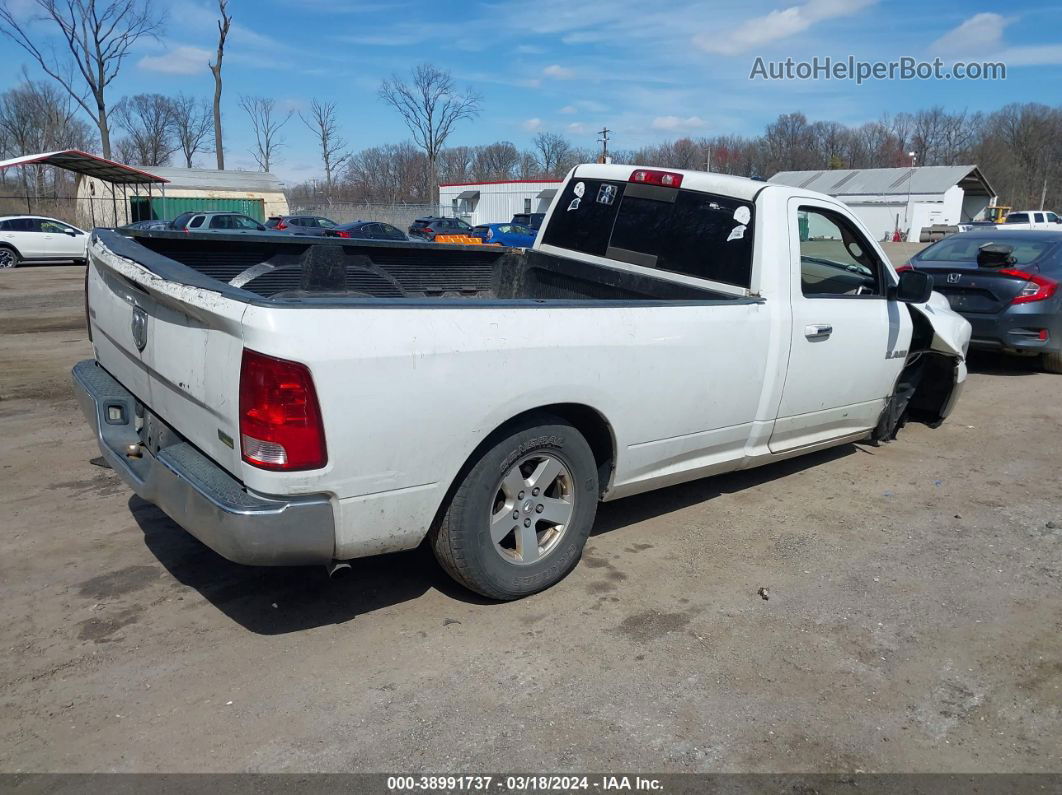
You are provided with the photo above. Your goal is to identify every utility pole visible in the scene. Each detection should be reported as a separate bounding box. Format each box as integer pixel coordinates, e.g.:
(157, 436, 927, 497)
(705, 146, 712, 173)
(597, 127, 611, 163)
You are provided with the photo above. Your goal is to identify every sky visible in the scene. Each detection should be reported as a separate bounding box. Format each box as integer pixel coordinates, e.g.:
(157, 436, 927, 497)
(1, 0, 1061, 184)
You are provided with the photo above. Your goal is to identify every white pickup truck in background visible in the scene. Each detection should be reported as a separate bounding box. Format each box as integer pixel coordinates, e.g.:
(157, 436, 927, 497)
(73, 164, 971, 599)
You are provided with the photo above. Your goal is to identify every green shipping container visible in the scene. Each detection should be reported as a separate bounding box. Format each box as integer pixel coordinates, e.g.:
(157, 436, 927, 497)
(129, 196, 266, 223)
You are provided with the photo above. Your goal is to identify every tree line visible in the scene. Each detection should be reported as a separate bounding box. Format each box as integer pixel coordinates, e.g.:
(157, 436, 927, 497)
(292, 105, 1062, 212)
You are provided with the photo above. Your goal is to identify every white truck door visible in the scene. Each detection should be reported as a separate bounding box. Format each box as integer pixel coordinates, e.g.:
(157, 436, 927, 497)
(769, 198, 911, 453)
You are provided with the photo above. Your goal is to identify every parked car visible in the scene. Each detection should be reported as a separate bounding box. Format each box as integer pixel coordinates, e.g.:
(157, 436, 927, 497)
(511, 212, 546, 230)
(0, 215, 88, 268)
(408, 216, 473, 241)
(903, 229, 1062, 372)
(120, 219, 169, 231)
(265, 215, 338, 235)
(471, 223, 537, 247)
(73, 163, 969, 600)
(169, 211, 268, 233)
(324, 220, 408, 241)
(1000, 211, 1061, 230)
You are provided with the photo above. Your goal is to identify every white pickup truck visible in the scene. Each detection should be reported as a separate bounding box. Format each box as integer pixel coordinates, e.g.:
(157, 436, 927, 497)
(73, 164, 971, 599)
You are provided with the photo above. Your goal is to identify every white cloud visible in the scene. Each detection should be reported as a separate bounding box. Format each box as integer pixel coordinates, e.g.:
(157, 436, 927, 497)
(523, 117, 543, 131)
(137, 45, 212, 75)
(567, 122, 587, 134)
(559, 105, 578, 114)
(695, 0, 876, 55)
(932, 13, 1009, 55)
(1002, 44, 1062, 66)
(543, 63, 575, 79)
(651, 115, 705, 131)
(930, 12, 1062, 66)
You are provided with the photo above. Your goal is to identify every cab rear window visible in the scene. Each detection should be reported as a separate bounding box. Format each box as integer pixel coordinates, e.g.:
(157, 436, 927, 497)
(542, 177, 754, 288)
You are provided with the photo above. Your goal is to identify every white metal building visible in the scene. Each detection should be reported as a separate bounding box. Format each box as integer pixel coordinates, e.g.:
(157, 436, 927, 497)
(438, 179, 562, 226)
(769, 165, 996, 242)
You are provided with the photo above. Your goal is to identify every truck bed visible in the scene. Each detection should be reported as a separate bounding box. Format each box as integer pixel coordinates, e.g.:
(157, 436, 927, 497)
(111, 229, 737, 304)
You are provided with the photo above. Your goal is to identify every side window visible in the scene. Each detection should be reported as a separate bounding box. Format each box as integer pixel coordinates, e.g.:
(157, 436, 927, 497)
(381, 225, 404, 240)
(1046, 212, 1059, 223)
(1005, 213, 1028, 224)
(22, 218, 43, 232)
(798, 207, 883, 298)
(189, 215, 205, 228)
(0, 220, 8, 231)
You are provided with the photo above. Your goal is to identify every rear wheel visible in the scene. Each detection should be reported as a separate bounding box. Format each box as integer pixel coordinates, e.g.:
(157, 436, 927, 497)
(0, 247, 18, 269)
(431, 415, 598, 600)
(1042, 351, 1062, 374)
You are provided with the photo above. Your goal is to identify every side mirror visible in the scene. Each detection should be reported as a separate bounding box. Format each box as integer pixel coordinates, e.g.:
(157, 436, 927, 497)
(895, 269, 934, 303)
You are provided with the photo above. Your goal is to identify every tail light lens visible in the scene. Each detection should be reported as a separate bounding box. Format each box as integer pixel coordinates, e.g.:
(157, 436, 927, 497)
(895, 264, 914, 272)
(424, 227, 434, 234)
(336, 230, 351, 238)
(276, 221, 288, 230)
(630, 169, 683, 188)
(1000, 268, 1059, 305)
(239, 349, 327, 471)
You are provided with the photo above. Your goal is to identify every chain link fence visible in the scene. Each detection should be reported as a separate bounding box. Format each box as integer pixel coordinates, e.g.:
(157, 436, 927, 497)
(0, 195, 135, 229)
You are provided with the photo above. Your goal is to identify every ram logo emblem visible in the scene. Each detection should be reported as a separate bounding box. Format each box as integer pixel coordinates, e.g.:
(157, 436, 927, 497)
(131, 306, 148, 352)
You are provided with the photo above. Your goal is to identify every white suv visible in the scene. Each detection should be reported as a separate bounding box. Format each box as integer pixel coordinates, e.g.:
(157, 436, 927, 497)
(0, 215, 89, 268)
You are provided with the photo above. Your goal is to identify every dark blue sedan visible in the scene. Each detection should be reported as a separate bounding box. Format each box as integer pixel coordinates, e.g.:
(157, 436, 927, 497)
(904, 229, 1062, 373)
(471, 223, 537, 248)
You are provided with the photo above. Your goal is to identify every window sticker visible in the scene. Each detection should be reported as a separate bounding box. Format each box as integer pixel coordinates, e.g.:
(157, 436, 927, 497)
(597, 184, 617, 205)
(727, 225, 746, 242)
(733, 206, 751, 225)
(567, 197, 582, 212)
(573, 181, 586, 198)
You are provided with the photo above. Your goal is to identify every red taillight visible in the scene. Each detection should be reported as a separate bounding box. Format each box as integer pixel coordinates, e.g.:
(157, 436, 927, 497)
(424, 227, 434, 234)
(895, 264, 914, 272)
(336, 230, 351, 238)
(239, 349, 327, 471)
(1000, 268, 1059, 305)
(629, 169, 683, 188)
(276, 221, 287, 230)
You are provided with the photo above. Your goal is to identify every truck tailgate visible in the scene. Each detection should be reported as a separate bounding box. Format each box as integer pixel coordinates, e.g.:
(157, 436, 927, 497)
(87, 233, 248, 477)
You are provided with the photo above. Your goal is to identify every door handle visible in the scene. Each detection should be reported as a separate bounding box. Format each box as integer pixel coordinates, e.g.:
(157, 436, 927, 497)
(804, 324, 833, 339)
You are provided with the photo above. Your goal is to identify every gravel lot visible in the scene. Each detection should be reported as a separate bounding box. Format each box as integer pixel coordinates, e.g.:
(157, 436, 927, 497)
(1, 264, 1059, 773)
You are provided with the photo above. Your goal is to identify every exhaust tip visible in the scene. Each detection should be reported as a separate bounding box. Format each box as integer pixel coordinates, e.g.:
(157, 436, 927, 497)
(325, 560, 352, 579)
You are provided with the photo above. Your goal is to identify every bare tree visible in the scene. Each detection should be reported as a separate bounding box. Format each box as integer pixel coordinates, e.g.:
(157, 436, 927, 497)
(171, 93, 213, 168)
(240, 95, 292, 172)
(378, 63, 481, 203)
(0, 75, 95, 197)
(0, 0, 164, 159)
(532, 132, 573, 176)
(300, 98, 349, 192)
(111, 93, 177, 166)
(209, 0, 231, 169)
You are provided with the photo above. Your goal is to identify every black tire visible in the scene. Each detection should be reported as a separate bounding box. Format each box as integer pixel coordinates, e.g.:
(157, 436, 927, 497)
(0, 246, 19, 269)
(431, 414, 598, 600)
(1043, 351, 1062, 374)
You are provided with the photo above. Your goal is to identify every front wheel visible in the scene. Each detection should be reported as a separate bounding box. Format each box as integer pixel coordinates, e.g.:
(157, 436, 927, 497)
(431, 415, 599, 600)
(0, 247, 18, 269)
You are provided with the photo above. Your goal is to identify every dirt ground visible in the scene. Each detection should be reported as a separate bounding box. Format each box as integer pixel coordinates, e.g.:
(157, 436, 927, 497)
(1, 265, 1059, 774)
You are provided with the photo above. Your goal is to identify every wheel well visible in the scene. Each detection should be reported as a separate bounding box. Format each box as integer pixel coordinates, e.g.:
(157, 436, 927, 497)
(532, 403, 616, 492)
(431, 403, 617, 535)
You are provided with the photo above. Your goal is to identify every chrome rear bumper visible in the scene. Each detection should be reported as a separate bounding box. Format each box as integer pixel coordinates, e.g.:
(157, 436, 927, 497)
(72, 360, 335, 566)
